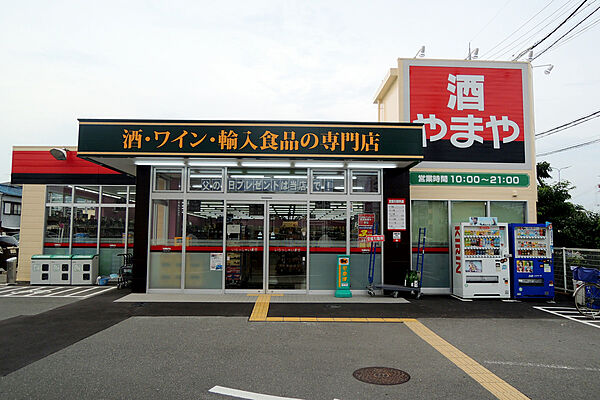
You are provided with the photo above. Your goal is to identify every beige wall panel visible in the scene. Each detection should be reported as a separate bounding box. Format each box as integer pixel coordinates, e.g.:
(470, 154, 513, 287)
(17, 184, 46, 282)
(381, 78, 399, 122)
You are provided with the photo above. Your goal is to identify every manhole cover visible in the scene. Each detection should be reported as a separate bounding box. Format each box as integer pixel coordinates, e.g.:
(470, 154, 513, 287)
(352, 367, 410, 385)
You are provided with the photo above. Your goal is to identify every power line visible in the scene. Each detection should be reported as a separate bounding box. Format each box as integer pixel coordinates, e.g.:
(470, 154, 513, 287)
(548, 15, 600, 51)
(491, 0, 586, 60)
(470, 0, 513, 42)
(512, 0, 589, 60)
(536, 110, 600, 138)
(537, 136, 600, 157)
(505, 0, 599, 59)
(484, 0, 575, 60)
(532, 4, 600, 60)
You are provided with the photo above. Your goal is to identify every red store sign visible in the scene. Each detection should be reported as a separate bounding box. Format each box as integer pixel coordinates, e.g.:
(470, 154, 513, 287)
(408, 62, 528, 163)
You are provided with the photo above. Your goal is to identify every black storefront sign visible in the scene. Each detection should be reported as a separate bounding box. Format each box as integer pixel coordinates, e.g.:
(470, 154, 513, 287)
(77, 120, 423, 161)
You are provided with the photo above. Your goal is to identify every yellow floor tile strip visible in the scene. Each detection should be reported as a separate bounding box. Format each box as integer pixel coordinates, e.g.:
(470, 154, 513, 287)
(404, 320, 529, 400)
(248, 294, 273, 321)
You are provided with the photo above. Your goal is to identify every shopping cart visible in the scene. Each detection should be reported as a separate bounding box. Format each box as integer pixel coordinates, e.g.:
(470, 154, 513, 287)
(117, 253, 133, 289)
(571, 266, 600, 319)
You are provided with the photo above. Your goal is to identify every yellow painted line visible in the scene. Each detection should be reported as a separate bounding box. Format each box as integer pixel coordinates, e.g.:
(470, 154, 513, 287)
(405, 320, 529, 400)
(260, 317, 417, 323)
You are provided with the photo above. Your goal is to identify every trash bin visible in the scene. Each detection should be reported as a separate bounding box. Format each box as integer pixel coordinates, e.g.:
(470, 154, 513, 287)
(49, 255, 72, 285)
(71, 254, 99, 285)
(31, 254, 52, 285)
(6, 257, 17, 285)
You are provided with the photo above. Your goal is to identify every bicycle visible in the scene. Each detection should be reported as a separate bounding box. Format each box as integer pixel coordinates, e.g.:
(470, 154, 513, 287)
(571, 266, 600, 319)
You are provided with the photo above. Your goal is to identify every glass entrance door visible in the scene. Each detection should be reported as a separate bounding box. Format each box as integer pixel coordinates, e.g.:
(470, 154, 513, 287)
(225, 201, 308, 292)
(225, 203, 265, 290)
(268, 203, 307, 290)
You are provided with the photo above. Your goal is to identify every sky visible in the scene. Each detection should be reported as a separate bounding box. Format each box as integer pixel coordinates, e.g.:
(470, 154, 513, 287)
(1, 0, 599, 210)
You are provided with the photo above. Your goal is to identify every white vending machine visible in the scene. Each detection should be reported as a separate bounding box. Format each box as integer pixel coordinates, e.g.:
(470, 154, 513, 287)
(453, 221, 511, 299)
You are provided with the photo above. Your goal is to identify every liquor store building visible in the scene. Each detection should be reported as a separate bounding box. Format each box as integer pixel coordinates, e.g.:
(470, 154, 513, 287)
(11, 58, 537, 296)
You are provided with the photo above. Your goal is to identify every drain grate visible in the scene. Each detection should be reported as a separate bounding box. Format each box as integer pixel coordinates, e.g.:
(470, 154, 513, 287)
(352, 367, 410, 385)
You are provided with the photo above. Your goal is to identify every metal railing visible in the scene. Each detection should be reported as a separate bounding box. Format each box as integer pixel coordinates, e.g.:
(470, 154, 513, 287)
(553, 247, 600, 293)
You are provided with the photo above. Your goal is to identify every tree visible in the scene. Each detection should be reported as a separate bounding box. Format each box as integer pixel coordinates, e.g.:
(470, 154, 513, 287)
(536, 162, 600, 248)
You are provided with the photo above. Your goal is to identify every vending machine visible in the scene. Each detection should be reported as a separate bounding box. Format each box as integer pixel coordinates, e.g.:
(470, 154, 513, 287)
(508, 223, 554, 299)
(453, 220, 511, 299)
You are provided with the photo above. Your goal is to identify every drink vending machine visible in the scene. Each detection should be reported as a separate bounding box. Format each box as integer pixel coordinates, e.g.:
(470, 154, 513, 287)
(453, 221, 511, 299)
(508, 223, 554, 299)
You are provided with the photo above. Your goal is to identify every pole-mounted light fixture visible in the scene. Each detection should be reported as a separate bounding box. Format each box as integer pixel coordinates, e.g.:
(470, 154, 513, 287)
(414, 45, 425, 58)
(466, 47, 479, 60)
(532, 64, 554, 75)
(49, 148, 68, 161)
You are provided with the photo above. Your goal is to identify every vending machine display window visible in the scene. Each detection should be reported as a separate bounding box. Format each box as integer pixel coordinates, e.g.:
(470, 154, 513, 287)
(509, 223, 554, 299)
(453, 222, 511, 299)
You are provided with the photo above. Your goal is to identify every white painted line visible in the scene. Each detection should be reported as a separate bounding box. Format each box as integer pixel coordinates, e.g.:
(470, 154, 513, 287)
(450, 294, 472, 302)
(65, 287, 98, 297)
(80, 287, 115, 298)
(209, 385, 304, 400)
(533, 306, 600, 329)
(0, 285, 24, 292)
(24, 287, 53, 296)
(0, 287, 35, 296)
(484, 360, 600, 372)
(47, 287, 85, 296)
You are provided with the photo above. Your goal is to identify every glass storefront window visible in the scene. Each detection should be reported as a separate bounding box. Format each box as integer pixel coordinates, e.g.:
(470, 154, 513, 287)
(451, 201, 487, 225)
(149, 200, 183, 289)
(350, 201, 381, 245)
(101, 186, 128, 204)
(154, 169, 182, 191)
(72, 206, 98, 255)
(43, 185, 135, 261)
(127, 207, 135, 250)
(411, 200, 450, 289)
(309, 201, 346, 290)
(129, 187, 136, 204)
(227, 168, 308, 193)
(412, 201, 449, 246)
(311, 170, 345, 193)
(188, 168, 223, 192)
(350, 201, 382, 289)
(47, 185, 72, 203)
(44, 206, 71, 253)
(99, 207, 126, 275)
(351, 170, 379, 193)
(185, 200, 224, 289)
(310, 201, 347, 248)
(74, 186, 100, 203)
(490, 201, 526, 223)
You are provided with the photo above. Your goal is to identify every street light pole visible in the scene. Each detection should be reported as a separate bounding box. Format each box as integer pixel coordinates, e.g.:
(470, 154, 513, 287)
(556, 165, 571, 183)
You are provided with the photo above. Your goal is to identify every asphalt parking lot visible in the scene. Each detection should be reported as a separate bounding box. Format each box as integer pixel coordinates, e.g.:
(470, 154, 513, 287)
(0, 290, 598, 400)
